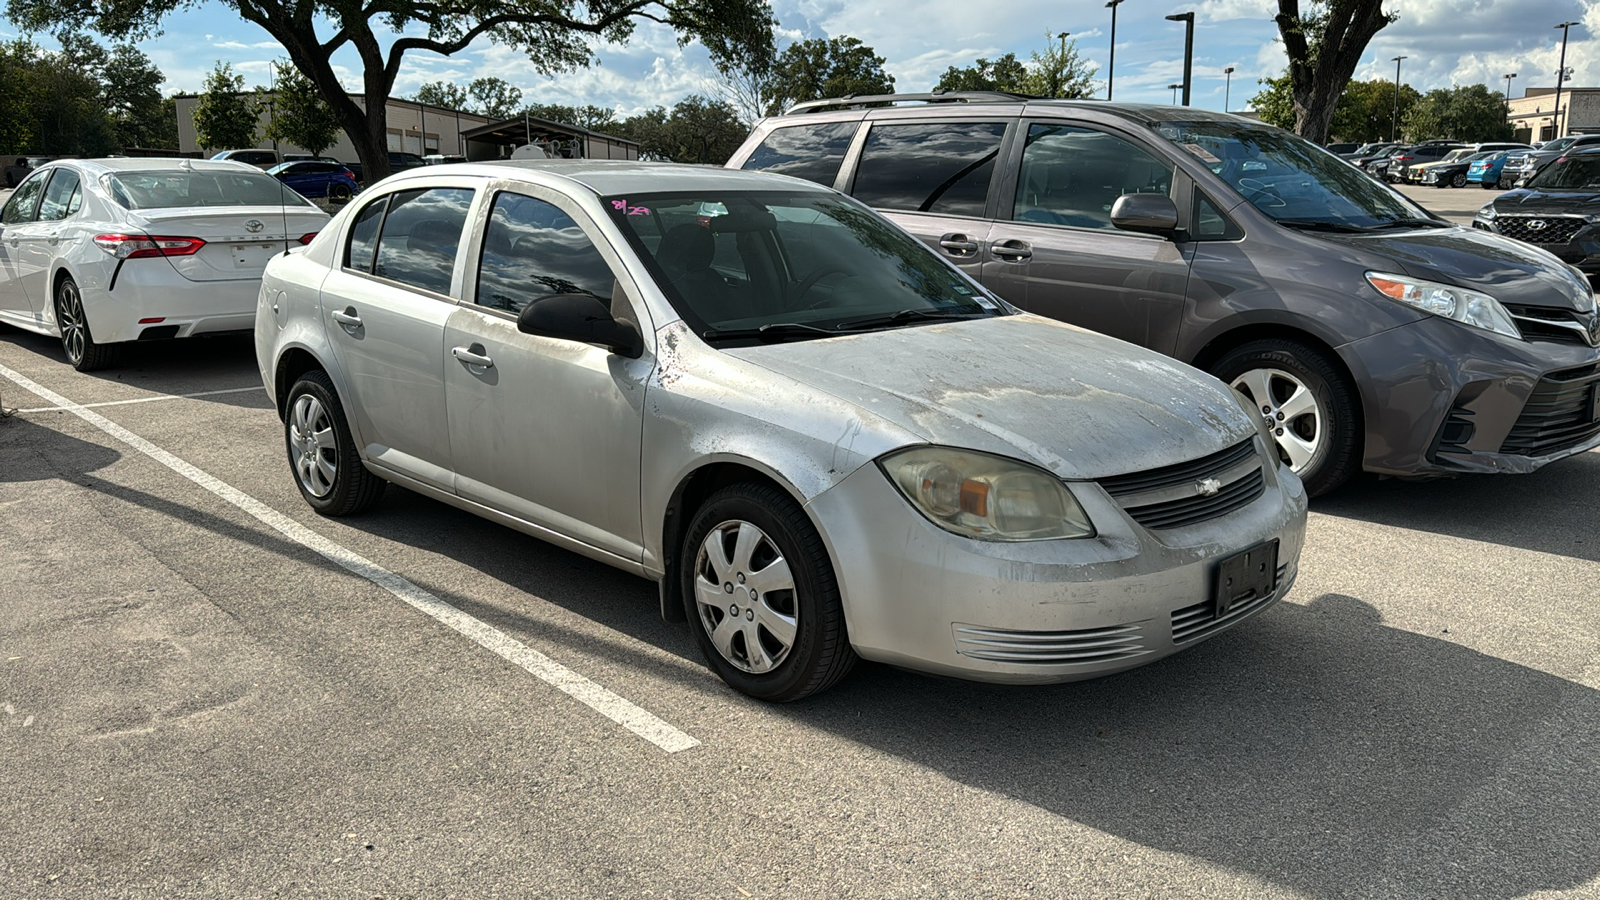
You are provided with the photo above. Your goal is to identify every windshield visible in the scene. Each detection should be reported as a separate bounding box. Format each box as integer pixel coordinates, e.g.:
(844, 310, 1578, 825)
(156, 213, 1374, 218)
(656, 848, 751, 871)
(1544, 137, 1578, 152)
(603, 191, 1005, 341)
(1528, 154, 1600, 190)
(104, 170, 311, 209)
(1158, 121, 1440, 229)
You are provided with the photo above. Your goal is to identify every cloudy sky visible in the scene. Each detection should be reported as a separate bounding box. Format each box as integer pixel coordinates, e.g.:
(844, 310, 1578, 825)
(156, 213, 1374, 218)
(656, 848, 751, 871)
(10, 0, 1600, 114)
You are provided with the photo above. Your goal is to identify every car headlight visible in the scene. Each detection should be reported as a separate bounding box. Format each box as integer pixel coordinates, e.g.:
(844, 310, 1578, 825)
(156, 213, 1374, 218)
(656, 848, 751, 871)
(879, 447, 1095, 541)
(1366, 272, 1521, 339)
(1475, 205, 1497, 221)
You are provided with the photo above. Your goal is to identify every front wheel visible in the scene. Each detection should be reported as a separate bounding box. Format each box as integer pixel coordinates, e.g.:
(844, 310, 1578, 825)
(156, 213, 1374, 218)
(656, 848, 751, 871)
(284, 370, 386, 516)
(681, 482, 856, 701)
(55, 276, 119, 371)
(1211, 339, 1361, 497)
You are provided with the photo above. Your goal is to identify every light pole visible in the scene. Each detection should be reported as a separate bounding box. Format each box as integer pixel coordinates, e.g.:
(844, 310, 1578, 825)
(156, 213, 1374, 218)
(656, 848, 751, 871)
(1166, 12, 1195, 106)
(1054, 31, 1070, 97)
(1391, 55, 1407, 142)
(1224, 66, 1235, 112)
(1168, 83, 1182, 105)
(1554, 21, 1579, 139)
(1504, 72, 1517, 114)
(1105, 0, 1124, 101)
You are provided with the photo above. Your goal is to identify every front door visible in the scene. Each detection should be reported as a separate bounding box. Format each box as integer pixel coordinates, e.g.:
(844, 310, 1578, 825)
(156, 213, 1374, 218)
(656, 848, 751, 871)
(16, 168, 83, 319)
(982, 120, 1193, 353)
(445, 186, 650, 563)
(0, 169, 48, 324)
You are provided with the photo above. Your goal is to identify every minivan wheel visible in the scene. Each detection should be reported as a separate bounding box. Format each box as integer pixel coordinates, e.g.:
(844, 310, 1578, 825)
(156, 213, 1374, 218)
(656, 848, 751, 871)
(1450, 172, 1468, 188)
(55, 276, 119, 371)
(1212, 339, 1360, 497)
(680, 482, 856, 701)
(284, 370, 386, 516)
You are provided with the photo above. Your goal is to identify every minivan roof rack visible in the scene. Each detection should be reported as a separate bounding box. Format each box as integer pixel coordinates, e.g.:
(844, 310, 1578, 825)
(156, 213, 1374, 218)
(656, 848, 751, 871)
(784, 90, 1041, 115)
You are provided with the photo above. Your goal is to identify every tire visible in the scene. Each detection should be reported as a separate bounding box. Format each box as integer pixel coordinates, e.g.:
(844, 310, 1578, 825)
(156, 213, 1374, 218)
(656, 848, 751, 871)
(1451, 172, 1468, 188)
(55, 275, 119, 371)
(1211, 339, 1361, 497)
(328, 182, 352, 203)
(284, 370, 385, 516)
(1489, 178, 1505, 190)
(680, 482, 856, 701)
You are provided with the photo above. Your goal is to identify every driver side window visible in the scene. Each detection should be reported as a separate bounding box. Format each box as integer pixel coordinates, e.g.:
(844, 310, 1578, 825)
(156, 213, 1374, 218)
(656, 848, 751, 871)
(475, 192, 617, 315)
(2, 170, 48, 224)
(1012, 124, 1173, 230)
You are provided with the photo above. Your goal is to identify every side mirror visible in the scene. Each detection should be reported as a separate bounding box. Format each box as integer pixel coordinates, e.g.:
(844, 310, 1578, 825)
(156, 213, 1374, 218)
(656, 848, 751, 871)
(517, 293, 644, 359)
(1110, 194, 1180, 237)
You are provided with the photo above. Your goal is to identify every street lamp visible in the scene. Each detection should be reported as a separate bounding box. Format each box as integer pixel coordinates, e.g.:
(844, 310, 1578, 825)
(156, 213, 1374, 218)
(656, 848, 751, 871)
(1168, 83, 1183, 105)
(1165, 12, 1195, 106)
(1504, 72, 1517, 114)
(1554, 21, 1580, 139)
(1105, 0, 1125, 101)
(1391, 55, 1407, 142)
(1224, 66, 1235, 112)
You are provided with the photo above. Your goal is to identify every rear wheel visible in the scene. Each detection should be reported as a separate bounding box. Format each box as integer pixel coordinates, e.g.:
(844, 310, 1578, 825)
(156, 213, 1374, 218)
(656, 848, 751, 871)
(284, 370, 385, 516)
(1484, 178, 1501, 190)
(328, 182, 352, 203)
(1211, 339, 1360, 497)
(1450, 172, 1468, 188)
(55, 276, 119, 371)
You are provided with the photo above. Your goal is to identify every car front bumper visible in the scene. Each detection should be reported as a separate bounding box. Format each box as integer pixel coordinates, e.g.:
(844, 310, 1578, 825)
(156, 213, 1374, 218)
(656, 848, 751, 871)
(1472, 219, 1600, 274)
(805, 447, 1308, 685)
(85, 261, 260, 344)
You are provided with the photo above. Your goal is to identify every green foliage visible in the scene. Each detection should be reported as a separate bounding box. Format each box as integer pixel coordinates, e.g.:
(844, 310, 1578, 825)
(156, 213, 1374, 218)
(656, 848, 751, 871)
(26, 39, 117, 155)
(1272, 0, 1397, 142)
(468, 77, 523, 120)
(625, 95, 746, 163)
(1252, 72, 1424, 143)
(0, 40, 37, 154)
(767, 36, 894, 114)
(264, 61, 341, 156)
(103, 43, 172, 148)
(413, 81, 469, 110)
(1250, 74, 1295, 130)
(1402, 84, 1513, 142)
(523, 104, 618, 132)
(0, 36, 175, 155)
(1025, 32, 1097, 99)
(192, 62, 260, 152)
(936, 53, 1030, 93)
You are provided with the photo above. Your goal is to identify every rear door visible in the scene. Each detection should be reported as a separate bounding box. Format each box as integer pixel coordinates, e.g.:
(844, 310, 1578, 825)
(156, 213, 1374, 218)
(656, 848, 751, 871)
(982, 119, 1192, 351)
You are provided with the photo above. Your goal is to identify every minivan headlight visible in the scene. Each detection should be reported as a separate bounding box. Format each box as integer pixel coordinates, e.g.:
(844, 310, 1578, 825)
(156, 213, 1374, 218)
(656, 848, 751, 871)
(879, 447, 1095, 541)
(1365, 272, 1521, 339)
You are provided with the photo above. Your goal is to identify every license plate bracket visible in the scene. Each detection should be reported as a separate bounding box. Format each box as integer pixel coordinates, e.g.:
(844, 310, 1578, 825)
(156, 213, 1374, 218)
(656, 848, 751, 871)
(1213, 539, 1279, 618)
(231, 242, 275, 268)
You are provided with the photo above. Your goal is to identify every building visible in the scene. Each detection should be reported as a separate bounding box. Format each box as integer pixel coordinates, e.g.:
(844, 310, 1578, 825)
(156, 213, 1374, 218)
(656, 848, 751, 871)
(1506, 86, 1600, 143)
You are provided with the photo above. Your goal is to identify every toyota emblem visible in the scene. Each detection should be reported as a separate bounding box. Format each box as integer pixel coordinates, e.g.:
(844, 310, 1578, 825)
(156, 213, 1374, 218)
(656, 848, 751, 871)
(244, 219, 264, 233)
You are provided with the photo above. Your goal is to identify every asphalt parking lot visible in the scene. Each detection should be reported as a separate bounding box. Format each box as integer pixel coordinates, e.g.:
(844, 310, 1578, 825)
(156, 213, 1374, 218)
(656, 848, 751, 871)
(3, 185, 1599, 898)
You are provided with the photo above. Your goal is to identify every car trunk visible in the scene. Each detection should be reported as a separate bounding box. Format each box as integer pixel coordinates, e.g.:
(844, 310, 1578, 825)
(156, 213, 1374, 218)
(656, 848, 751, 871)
(129, 206, 328, 282)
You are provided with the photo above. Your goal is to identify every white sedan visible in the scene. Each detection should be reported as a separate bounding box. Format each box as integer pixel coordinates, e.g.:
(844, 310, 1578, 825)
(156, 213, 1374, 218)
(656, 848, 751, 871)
(0, 158, 328, 370)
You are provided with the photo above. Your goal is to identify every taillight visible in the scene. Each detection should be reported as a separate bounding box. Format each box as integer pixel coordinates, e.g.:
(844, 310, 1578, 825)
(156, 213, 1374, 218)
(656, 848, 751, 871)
(298, 233, 317, 245)
(93, 234, 206, 260)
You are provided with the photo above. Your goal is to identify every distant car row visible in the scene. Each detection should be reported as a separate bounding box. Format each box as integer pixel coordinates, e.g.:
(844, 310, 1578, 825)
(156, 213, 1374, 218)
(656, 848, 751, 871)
(1338, 141, 1533, 188)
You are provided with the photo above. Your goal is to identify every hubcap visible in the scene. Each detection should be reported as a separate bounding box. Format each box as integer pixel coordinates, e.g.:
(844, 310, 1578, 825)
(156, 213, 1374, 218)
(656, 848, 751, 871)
(693, 520, 797, 674)
(57, 283, 85, 364)
(1231, 367, 1322, 472)
(287, 394, 338, 498)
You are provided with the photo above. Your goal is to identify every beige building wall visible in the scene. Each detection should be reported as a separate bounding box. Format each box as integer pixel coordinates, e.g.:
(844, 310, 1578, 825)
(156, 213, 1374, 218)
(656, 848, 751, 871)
(1506, 87, 1600, 143)
(174, 95, 491, 162)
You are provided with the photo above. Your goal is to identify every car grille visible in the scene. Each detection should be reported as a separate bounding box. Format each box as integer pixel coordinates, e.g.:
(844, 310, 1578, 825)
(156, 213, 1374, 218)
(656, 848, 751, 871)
(1504, 304, 1600, 347)
(1500, 363, 1600, 457)
(1171, 564, 1288, 644)
(952, 622, 1152, 664)
(1495, 215, 1586, 245)
(1099, 439, 1265, 530)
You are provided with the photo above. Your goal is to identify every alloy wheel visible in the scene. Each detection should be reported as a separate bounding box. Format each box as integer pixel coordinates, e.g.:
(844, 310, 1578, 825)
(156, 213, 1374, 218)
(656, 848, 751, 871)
(56, 281, 86, 365)
(693, 520, 798, 674)
(288, 393, 338, 498)
(1231, 367, 1323, 472)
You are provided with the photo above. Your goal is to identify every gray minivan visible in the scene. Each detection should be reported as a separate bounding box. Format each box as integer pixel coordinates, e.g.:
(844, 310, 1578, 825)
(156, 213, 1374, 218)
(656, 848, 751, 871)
(728, 93, 1600, 495)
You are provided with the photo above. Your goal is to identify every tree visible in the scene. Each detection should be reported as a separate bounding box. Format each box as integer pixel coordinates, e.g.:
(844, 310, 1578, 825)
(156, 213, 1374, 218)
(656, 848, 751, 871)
(8, 0, 775, 184)
(1404, 85, 1513, 142)
(29, 42, 116, 155)
(1274, 0, 1397, 143)
(191, 62, 260, 152)
(468, 77, 523, 120)
(936, 53, 1030, 93)
(413, 81, 469, 110)
(608, 95, 744, 163)
(1329, 77, 1419, 142)
(102, 43, 169, 148)
(0, 40, 37, 154)
(264, 61, 341, 156)
(524, 103, 618, 131)
(1024, 32, 1097, 99)
(767, 36, 894, 115)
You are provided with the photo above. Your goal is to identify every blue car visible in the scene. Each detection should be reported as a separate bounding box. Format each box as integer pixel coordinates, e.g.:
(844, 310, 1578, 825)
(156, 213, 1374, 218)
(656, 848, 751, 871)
(266, 160, 360, 202)
(1467, 151, 1511, 190)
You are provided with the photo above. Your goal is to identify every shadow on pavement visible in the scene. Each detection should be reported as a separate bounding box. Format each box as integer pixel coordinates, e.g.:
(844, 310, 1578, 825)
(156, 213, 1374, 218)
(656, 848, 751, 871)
(2, 330, 266, 408)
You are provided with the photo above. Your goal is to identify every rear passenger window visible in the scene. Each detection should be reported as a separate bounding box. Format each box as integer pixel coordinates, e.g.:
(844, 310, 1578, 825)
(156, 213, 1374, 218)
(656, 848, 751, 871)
(345, 196, 386, 272)
(37, 169, 81, 221)
(1012, 124, 1173, 230)
(740, 122, 858, 187)
(372, 188, 474, 296)
(851, 122, 1005, 218)
(476, 193, 616, 315)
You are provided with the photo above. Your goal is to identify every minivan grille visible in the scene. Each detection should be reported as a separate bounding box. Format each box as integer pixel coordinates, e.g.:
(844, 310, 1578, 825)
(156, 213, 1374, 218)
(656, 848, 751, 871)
(1171, 564, 1288, 643)
(1495, 215, 1586, 245)
(1099, 439, 1265, 530)
(953, 622, 1151, 664)
(1500, 363, 1600, 456)
(1504, 304, 1600, 347)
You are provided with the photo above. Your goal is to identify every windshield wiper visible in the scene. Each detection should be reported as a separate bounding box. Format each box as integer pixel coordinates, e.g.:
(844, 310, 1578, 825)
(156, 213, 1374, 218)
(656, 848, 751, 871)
(701, 321, 843, 342)
(1364, 217, 1450, 230)
(1276, 219, 1371, 233)
(833, 308, 995, 331)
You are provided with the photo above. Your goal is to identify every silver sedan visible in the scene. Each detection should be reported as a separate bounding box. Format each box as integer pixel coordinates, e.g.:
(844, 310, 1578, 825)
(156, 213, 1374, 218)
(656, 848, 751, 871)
(255, 161, 1307, 701)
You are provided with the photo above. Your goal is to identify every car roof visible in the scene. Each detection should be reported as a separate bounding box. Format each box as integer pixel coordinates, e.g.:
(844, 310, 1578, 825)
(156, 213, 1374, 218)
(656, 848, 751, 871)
(35, 157, 265, 176)
(372, 159, 838, 196)
(778, 95, 1252, 129)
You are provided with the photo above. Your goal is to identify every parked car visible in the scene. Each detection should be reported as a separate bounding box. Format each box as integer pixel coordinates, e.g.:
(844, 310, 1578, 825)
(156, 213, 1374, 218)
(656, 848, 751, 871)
(424, 154, 468, 165)
(255, 160, 1308, 701)
(730, 93, 1600, 494)
(1325, 142, 1360, 155)
(1476, 147, 1600, 284)
(267, 160, 360, 202)
(1407, 144, 1530, 185)
(4, 156, 50, 188)
(1386, 142, 1465, 183)
(210, 149, 282, 169)
(1504, 134, 1600, 186)
(1406, 148, 1479, 185)
(0, 158, 327, 370)
(1346, 142, 1400, 165)
(1420, 151, 1495, 188)
(1467, 151, 1514, 189)
(343, 152, 429, 185)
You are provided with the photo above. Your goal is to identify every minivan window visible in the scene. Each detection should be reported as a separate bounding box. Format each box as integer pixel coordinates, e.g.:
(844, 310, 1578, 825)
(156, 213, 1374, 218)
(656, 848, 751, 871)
(1013, 124, 1173, 230)
(372, 187, 474, 296)
(851, 122, 1006, 218)
(476, 193, 616, 314)
(1528, 154, 1600, 190)
(740, 122, 859, 187)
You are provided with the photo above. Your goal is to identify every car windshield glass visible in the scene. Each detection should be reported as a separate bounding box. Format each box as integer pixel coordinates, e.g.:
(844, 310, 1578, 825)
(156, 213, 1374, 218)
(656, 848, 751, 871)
(1528, 155, 1600, 190)
(104, 170, 310, 209)
(1157, 121, 1439, 228)
(602, 190, 1004, 341)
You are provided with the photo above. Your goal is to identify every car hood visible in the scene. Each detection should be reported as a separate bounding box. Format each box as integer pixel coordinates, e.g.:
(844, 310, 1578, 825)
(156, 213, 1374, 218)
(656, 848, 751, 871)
(1313, 224, 1593, 313)
(724, 314, 1256, 481)
(1492, 187, 1600, 215)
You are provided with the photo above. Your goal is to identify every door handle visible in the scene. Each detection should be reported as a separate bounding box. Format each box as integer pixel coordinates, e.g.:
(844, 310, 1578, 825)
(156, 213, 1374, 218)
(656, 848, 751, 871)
(451, 344, 494, 370)
(938, 233, 979, 256)
(331, 307, 362, 328)
(991, 239, 1032, 262)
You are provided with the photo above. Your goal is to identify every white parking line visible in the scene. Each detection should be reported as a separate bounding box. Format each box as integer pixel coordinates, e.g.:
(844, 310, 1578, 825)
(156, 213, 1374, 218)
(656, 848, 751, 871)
(16, 385, 265, 413)
(0, 363, 700, 754)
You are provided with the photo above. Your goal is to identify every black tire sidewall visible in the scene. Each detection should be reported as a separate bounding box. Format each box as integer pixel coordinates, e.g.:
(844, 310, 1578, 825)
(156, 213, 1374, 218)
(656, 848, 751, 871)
(1212, 340, 1360, 496)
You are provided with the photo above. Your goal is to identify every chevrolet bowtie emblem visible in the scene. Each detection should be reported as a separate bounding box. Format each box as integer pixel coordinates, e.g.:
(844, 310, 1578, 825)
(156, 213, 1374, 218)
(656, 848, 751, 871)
(1196, 478, 1223, 497)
